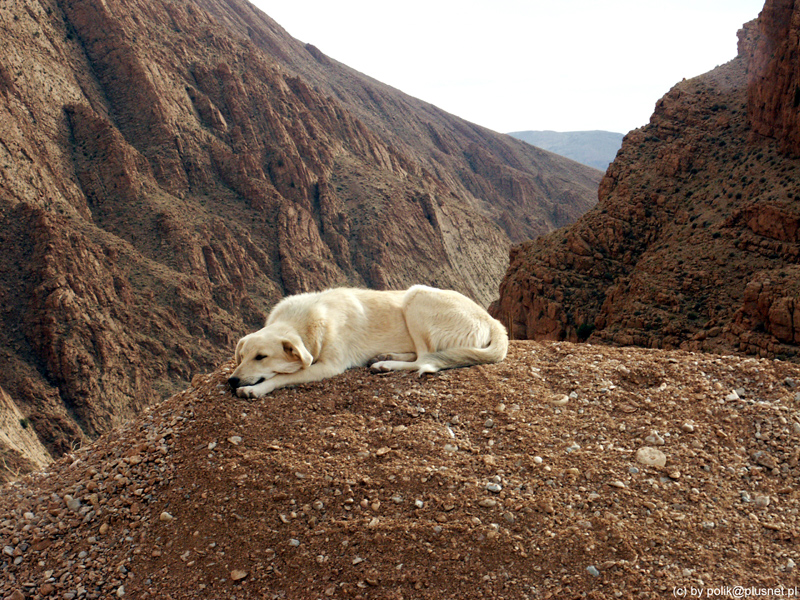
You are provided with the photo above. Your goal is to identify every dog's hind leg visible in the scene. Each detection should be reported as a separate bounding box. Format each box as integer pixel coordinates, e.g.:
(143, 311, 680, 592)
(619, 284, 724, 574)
(370, 328, 437, 374)
(367, 352, 416, 366)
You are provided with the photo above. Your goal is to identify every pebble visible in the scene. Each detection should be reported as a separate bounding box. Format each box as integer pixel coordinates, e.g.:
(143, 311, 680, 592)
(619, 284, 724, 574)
(478, 499, 498, 508)
(64, 495, 81, 512)
(636, 447, 667, 468)
(681, 422, 695, 433)
(586, 565, 600, 577)
(228, 436, 242, 445)
(486, 483, 502, 493)
(644, 432, 665, 446)
(159, 511, 174, 522)
(755, 495, 770, 508)
(550, 395, 570, 406)
(608, 480, 626, 489)
(533, 456, 543, 465)
(230, 569, 248, 581)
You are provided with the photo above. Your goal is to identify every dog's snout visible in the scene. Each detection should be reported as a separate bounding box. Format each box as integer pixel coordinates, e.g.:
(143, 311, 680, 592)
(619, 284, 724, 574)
(228, 376, 240, 390)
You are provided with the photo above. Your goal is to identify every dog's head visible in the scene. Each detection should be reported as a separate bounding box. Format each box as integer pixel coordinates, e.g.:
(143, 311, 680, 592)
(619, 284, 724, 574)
(228, 325, 313, 390)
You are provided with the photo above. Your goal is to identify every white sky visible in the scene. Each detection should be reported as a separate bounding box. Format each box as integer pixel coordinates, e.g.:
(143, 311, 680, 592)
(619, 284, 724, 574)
(250, 0, 765, 135)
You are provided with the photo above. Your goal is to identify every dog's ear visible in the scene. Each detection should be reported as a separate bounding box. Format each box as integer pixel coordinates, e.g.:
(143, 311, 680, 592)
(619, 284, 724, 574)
(282, 336, 313, 368)
(234, 338, 245, 365)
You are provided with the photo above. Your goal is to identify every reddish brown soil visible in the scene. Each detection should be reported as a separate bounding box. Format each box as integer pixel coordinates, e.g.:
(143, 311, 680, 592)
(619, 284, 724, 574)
(3, 341, 800, 599)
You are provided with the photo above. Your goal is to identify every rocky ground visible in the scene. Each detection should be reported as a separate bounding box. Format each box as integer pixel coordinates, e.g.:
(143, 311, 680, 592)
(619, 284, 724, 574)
(3, 341, 800, 599)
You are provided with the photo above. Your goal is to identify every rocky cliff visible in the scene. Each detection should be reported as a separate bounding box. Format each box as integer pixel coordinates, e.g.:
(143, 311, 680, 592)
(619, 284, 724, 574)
(492, 0, 800, 361)
(0, 0, 601, 479)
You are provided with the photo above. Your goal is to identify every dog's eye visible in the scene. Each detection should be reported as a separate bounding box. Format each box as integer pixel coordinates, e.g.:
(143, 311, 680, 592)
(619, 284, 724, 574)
(255, 354, 268, 361)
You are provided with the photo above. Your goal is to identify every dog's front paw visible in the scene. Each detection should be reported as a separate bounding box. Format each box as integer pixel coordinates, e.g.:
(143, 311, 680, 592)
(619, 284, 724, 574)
(235, 381, 274, 398)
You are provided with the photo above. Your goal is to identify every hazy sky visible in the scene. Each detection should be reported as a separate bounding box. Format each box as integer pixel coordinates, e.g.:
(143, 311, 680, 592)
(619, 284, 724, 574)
(251, 0, 765, 135)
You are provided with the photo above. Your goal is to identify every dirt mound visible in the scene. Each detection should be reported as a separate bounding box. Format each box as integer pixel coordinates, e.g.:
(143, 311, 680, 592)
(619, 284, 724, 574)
(3, 342, 800, 599)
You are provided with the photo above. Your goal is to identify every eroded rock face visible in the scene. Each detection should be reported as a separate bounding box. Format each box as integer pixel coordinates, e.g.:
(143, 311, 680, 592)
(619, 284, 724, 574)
(746, 0, 800, 155)
(492, 6, 800, 361)
(0, 0, 600, 477)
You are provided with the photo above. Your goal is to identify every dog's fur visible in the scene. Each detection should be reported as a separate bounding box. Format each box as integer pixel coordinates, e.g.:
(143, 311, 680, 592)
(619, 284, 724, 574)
(228, 285, 508, 398)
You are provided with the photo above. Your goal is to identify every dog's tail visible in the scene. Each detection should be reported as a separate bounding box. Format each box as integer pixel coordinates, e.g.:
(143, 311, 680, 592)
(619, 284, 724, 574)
(416, 317, 509, 375)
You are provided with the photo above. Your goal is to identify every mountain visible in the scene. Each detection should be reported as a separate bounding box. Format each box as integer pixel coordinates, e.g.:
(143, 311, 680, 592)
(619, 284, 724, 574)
(508, 130, 624, 171)
(0, 0, 600, 476)
(492, 1, 800, 361)
(3, 341, 799, 598)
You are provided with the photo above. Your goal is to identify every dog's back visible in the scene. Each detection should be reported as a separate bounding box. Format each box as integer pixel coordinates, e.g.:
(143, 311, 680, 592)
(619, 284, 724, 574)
(268, 288, 413, 368)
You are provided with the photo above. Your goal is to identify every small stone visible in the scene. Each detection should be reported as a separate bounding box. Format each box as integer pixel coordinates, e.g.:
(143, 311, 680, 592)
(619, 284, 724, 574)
(414, 499, 424, 509)
(2, 545, 13, 556)
(231, 570, 248, 581)
(636, 447, 667, 468)
(376, 447, 391, 456)
(159, 511, 174, 522)
(478, 499, 497, 508)
(550, 395, 570, 406)
(486, 483, 502, 493)
(752, 451, 778, 470)
(484, 418, 495, 429)
(228, 436, 242, 445)
(207, 442, 217, 450)
(725, 390, 740, 401)
(681, 422, 695, 433)
(644, 432, 665, 446)
(64, 495, 81, 511)
(289, 539, 300, 547)
(586, 565, 600, 577)
(116, 586, 125, 598)
(755, 495, 770, 508)
(608, 480, 626, 489)
(787, 558, 796, 571)
(533, 456, 543, 465)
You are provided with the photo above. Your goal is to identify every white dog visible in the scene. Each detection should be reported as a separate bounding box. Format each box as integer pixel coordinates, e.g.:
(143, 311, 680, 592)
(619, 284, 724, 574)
(228, 285, 508, 398)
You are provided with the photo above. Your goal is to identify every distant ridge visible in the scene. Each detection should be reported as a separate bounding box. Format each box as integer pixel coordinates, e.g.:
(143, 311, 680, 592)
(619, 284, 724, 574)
(508, 130, 624, 171)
